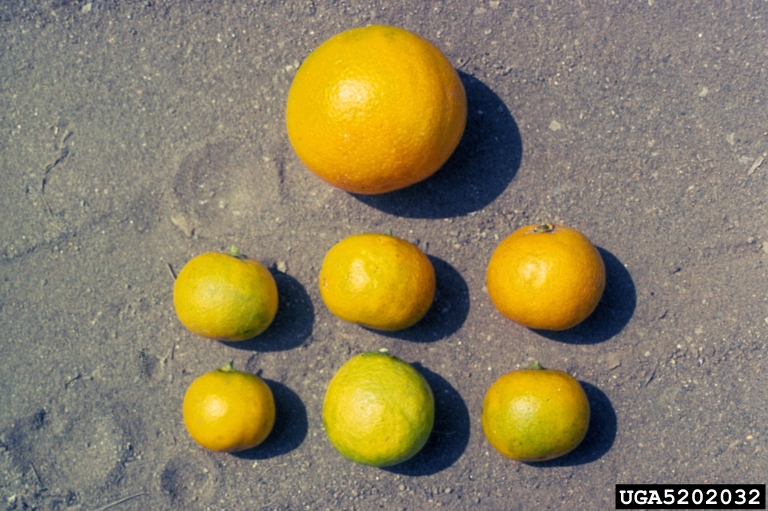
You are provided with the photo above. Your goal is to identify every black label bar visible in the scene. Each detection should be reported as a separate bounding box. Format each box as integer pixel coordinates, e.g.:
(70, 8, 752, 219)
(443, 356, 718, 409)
(615, 484, 766, 509)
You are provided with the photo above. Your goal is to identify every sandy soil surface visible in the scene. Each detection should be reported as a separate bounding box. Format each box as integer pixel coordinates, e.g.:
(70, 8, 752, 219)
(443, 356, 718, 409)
(1, 1, 767, 510)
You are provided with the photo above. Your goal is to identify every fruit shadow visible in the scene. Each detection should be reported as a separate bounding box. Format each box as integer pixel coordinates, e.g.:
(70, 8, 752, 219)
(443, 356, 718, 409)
(230, 379, 308, 460)
(370, 256, 469, 343)
(531, 247, 636, 344)
(352, 71, 522, 219)
(221, 271, 314, 352)
(382, 364, 470, 476)
(526, 382, 617, 467)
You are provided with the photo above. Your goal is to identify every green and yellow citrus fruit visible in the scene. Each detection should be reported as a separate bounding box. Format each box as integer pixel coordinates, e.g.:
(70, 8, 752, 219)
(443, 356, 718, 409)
(481, 361, 590, 462)
(322, 350, 435, 466)
(173, 246, 278, 341)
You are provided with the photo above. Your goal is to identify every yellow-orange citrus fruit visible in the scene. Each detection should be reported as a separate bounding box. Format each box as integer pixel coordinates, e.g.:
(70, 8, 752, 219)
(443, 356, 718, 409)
(183, 361, 275, 453)
(322, 350, 434, 466)
(173, 247, 278, 341)
(319, 233, 435, 331)
(486, 223, 605, 330)
(481, 361, 590, 462)
(286, 24, 467, 194)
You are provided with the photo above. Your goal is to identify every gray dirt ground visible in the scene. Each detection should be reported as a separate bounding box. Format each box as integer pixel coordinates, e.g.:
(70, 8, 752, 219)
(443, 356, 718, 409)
(1, 1, 767, 510)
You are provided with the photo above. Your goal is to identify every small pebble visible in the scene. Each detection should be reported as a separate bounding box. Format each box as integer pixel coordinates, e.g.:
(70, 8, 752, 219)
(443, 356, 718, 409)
(605, 353, 621, 370)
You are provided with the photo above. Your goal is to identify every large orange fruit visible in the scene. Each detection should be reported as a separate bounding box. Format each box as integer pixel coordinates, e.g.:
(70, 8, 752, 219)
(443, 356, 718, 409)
(486, 223, 605, 331)
(173, 246, 278, 341)
(183, 361, 276, 453)
(318, 233, 435, 331)
(322, 350, 435, 466)
(481, 361, 590, 462)
(286, 25, 467, 194)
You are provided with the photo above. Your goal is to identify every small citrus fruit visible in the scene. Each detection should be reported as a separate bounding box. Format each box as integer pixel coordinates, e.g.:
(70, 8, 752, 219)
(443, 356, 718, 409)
(322, 350, 435, 467)
(173, 246, 278, 341)
(481, 361, 590, 462)
(486, 223, 606, 330)
(319, 233, 435, 331)
(183, 361, 275, 453)
(286, 24, 467, 194)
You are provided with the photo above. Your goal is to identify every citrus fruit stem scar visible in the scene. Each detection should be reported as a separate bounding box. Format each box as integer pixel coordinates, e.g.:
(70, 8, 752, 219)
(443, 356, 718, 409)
(227, 245, 243, 258)
(527, 360, 544, 371)
(533, 223, 555, 233)
(220, 360, 236, 372)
